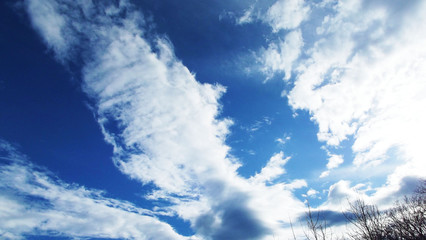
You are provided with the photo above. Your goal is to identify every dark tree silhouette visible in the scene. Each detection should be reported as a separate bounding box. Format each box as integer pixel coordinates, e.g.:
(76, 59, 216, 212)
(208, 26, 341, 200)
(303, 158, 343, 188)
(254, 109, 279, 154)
(304, 202, 329, 240)
(345, 180, 426, 240)
(300, 180, 425, 240)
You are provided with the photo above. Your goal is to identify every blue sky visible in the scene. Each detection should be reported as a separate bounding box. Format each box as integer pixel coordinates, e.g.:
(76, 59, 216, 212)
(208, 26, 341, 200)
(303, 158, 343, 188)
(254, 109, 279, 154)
(1, 0, 426, 239)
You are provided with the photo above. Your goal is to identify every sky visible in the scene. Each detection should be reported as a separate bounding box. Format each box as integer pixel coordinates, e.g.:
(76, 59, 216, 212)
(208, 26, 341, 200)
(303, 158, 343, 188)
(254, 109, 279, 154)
(1, 0, 425, 239)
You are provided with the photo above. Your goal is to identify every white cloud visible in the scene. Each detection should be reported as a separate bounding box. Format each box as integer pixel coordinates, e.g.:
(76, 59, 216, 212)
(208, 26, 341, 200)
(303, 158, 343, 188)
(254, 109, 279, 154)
(269, 0, 426, 201)
(320, 176, 425, 213)
(320, 149, 344, 178)
(319, 170, 329, 178)
(20, 1, 426, 239)
(24, 0, 236, 196)
(284, 179, 307, 190)
(237, 5, 255, 25)
(264, 0, 310, 32)
(235, 1, 308, 82)
(0, 140, 190, 240)
(276, 134, 291, 145)
(295, 1, 426, 203)
(24, 0, 69, 61)
(262, 29, 304, 81)
(306, 188, 319, 198)
(326, 154, 343, 169)
(24, 1, 309, 239)
(234, 0, 309, 32)
(29, 0, 426, 238)
(88, 33, 235, 194)
(251, 0, 426, 218)
(288, 0, 426, 166)
(251, 151, 290, 184)
(242, 153, 308, 237)
(242, 116, 273, 132)
(321, 180, 365, 211)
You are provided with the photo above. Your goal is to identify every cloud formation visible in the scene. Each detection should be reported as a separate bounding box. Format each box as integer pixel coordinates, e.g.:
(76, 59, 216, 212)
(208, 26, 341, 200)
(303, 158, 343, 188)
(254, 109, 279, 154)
(257, 0, 426, 208)
(18, 0, 426, 238)
(23, 0, 307, 239)
(0, 139, 189, 240)
(262, 29, 304, 81)
(251, 151, 289, 184)
(320, 152, 344, 178)
(264, 0, 310, 32)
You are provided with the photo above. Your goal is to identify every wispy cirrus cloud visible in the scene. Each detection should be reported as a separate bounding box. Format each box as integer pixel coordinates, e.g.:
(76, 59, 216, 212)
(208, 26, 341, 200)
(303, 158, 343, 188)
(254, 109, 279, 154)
(241, 116, 273, 133)
(22, 0, 307, 239)
(16, 0, 426, 238)
(0, 139, 190, 240)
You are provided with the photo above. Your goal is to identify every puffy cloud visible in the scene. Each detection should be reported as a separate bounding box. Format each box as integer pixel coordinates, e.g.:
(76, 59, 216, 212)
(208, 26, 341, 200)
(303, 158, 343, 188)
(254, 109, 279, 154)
(235, 0, 310, 31)
(284, 179, 307, 190)
(321, 176, 425, 212)
(288, 0, 426, 167)
(256, 0, 426, 209)
(306, 188, 319, 197)
(234, 1, 308, 82)
(320, 180, 367, 211)
(319, 170, 330, 178)
(320, 153, 344, 178)
(264, 0, 310, 32)
(262, 29, 304, 81)
(0, 140, 189, 240)
(251, 151, 290, 184)
(291, 0, 426, 206)
(276, 134, 291, 145)
(326, 154, 343, 169)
